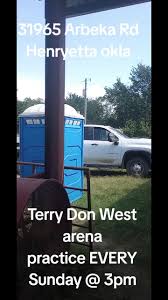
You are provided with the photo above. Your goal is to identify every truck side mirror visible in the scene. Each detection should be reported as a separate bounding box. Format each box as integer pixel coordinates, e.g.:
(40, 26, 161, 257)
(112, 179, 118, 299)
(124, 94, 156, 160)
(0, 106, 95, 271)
(108, 133, 119, 145)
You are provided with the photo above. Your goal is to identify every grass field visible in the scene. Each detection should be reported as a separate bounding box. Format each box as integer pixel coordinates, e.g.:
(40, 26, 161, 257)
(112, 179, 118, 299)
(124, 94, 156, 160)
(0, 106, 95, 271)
(70, 169, 151, 300)
(74, 170, 151, 255)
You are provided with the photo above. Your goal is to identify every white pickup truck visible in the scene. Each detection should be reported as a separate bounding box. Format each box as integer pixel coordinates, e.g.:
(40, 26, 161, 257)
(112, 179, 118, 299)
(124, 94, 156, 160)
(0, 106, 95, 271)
(84, 125, 151, 177)
(17, 124, 151, 177)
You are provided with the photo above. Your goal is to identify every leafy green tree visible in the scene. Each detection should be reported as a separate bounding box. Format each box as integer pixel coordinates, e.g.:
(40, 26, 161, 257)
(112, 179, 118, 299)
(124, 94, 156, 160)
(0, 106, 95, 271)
(102, 64, 151, 137)
(65, 94, 105, 124)
(129, 64, 151, 125)
(123, 120, 151, 138)
(103, 79, 132, 127)
(65, 93, 85, 115)
(87, 98, 105, 124)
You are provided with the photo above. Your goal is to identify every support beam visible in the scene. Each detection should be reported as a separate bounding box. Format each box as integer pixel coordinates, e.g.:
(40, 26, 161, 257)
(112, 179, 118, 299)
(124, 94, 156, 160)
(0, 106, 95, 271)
(45, 0, 66, 183)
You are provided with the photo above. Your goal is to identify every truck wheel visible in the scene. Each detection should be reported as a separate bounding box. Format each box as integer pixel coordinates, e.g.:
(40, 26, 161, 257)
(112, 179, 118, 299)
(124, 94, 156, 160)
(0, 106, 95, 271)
(126, 157, 149, 177)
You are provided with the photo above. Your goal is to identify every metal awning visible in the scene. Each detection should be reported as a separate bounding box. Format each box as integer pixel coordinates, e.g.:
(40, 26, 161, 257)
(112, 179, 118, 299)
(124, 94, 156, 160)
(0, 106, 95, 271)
(65, 0, 150, 18)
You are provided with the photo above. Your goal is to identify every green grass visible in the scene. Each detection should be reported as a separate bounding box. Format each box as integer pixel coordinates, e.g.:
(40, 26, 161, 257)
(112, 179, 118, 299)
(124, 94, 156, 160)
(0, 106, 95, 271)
(70, 172, 151, 299)
(74, 173, 151, 256)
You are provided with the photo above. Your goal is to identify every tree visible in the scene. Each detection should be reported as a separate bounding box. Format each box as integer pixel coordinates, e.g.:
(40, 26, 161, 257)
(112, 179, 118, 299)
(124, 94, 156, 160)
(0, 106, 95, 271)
(102, 64, 151, 137)
(87, 98, 105, 124)
(129, 64, 151, 125)
(65, 93, 105, 124)
(123, 120, 151, 138)
(103, 79, 132, 128)
(65, 93, 85, 115)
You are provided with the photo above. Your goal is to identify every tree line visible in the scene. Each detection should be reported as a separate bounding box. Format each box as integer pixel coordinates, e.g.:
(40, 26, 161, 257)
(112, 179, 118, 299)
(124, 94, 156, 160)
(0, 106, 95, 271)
(17, 63, 151, 138)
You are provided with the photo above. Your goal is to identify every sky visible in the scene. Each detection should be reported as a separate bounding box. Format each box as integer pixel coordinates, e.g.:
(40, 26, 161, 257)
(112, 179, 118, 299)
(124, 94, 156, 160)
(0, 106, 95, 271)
(17, 0, 151, 100)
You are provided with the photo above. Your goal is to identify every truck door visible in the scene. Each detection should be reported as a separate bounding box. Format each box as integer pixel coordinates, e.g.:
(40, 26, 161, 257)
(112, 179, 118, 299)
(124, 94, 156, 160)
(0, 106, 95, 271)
(83, 126, 94, 164)
(84, 126, 121, 165)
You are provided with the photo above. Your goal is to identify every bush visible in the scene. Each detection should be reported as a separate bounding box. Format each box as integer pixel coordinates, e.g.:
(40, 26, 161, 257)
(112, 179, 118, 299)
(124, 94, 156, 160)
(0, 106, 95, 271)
(122, 120, 151, 138)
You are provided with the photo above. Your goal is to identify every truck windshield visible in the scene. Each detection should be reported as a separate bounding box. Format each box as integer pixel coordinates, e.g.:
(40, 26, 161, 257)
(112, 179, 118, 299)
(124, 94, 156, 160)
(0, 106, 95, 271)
(107, 127, 129, 138)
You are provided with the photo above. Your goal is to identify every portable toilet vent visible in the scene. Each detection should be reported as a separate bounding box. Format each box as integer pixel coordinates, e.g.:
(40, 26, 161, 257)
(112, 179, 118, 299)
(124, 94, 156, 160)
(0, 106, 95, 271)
(19, 104, 84, 202)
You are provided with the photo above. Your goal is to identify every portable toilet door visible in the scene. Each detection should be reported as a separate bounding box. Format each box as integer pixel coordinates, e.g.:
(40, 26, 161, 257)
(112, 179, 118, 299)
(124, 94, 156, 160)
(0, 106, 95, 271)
(19, 104, 84, 202)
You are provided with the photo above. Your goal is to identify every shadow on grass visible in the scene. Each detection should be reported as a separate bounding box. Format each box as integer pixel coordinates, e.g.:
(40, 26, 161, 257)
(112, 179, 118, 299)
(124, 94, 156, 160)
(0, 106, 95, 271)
(87, 168, 127, 177)
(86, 169, 151, 178)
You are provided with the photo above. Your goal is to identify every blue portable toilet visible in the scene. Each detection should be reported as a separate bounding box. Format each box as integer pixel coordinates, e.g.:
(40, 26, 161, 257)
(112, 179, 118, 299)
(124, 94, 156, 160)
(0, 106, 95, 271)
(19, 104, 84, 202)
